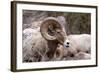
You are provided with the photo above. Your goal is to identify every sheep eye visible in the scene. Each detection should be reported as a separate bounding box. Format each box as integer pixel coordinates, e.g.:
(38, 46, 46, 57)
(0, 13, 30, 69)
(56, 30, 61, 33)
(57, 31, 60, 33)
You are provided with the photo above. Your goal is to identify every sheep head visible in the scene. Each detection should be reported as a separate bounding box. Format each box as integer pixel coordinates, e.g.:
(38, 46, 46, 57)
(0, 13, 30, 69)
(40, 16, 67, 45)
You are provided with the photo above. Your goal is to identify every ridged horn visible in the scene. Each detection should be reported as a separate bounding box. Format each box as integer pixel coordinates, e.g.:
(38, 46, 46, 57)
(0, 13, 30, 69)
(40, 17, 62, 40)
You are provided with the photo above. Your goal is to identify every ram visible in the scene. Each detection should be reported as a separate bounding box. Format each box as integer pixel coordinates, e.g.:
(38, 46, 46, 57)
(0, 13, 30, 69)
(23, 16, 68, 62)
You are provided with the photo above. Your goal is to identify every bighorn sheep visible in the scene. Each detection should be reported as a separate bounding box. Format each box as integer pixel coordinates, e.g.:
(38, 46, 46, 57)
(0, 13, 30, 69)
(23, 16, 68, 62)
(54, 34, 91, 60)
(64, 34, 91, 54)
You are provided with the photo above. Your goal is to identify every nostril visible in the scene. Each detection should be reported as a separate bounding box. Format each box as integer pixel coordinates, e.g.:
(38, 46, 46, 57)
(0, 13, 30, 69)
(66, 42, 69, 44)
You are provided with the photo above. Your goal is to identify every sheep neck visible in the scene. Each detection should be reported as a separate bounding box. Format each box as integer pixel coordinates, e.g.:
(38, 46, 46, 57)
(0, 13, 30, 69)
(47, 40, 58, 59)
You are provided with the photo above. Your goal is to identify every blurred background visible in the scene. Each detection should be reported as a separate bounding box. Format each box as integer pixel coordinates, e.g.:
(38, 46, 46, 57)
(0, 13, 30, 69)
(23, 10, 91, 34)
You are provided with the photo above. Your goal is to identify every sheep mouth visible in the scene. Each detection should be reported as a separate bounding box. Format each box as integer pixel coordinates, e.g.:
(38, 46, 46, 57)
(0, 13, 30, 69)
(65, 45, 69, 48)
(64, 45, 69, 48)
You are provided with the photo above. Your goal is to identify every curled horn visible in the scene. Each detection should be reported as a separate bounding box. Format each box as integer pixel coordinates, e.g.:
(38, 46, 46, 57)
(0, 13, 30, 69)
(40, 17, 62, 40)
(53, 45, 64, 60)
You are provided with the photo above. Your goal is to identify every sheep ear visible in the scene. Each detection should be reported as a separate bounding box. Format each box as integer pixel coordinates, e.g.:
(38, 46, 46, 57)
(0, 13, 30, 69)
(40, 17, 62, 40)
(57, 16, 67, 27)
